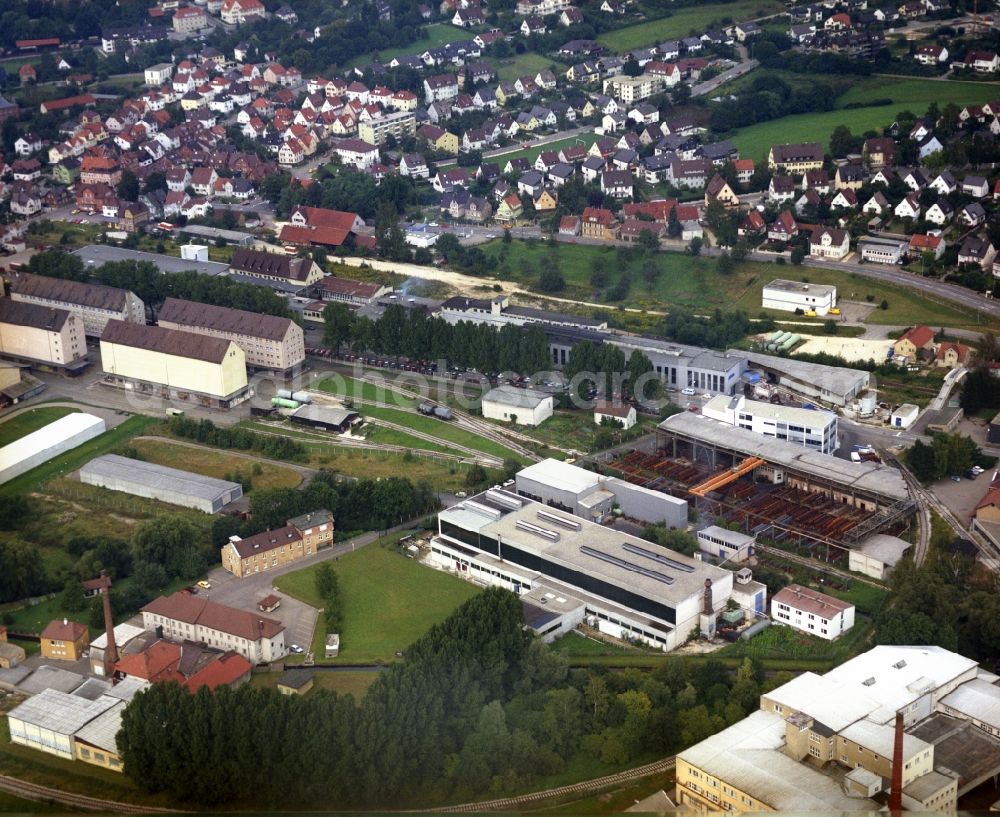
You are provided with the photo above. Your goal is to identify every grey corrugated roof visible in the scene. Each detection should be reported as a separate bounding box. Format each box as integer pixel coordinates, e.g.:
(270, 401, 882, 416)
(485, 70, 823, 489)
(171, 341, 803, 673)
(658, 412, 909, 501)
(7, 687, 115, 734)
(81, 454, 242, 502)
(72, 700, 125, 752)
(483, 385, 551, 409)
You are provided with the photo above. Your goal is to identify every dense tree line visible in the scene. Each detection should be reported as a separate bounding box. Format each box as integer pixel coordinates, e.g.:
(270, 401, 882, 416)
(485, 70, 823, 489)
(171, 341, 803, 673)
(875, 536, 1000, 662)
(709, 75, 837, 133)
(168, 417, 307, 462)
(118, 587, 764, 807)
(25, 251, 292, 320)
(315, 562, 344, 633)
(211, 470, 439, 543)
(259, 170, 414, 221)
(960, 364, 1000, 415)
(324, 302, 552, 374)
(659, 309, 761, 349)
(905, 433, 980, 484)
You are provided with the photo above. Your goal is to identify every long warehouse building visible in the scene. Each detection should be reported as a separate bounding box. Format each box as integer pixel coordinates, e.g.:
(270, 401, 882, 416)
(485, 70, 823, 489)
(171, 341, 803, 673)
(156, 297, 304, 375)
(656, 411, 910, 510)
(8, 273, 145, 337)
(99, 320, 249, 408)
(430, 487, 754, 651)
(0, 413, 106, 484)
(80, 454, 243, 512)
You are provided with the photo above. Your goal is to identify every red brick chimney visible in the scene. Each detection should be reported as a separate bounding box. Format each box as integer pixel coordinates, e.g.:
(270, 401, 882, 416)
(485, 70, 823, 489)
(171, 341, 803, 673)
(97, 570, 118, 681)
(889, 710, 904, 814)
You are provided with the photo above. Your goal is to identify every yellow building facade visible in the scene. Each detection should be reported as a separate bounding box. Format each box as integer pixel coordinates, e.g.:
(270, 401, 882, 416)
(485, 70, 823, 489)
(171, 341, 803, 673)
(100, 320, 248, 407)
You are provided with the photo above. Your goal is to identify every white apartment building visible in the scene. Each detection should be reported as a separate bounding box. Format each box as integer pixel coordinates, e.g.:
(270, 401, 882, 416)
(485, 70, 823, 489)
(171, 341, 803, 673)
(770, 583, 854, 640)
(602, 74, 664, 104)
(761, 278, 837, 315)
(358, 111, 416, 146)
(702, 393, 839, 454)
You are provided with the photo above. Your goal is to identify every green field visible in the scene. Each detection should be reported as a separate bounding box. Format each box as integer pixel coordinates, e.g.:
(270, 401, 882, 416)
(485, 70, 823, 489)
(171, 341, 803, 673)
(359, 404, 526, 462)
(240, 421, 488, 490)
(731, 77, 1000, 161)
(275, 539, 481, 663)
(317, 373, 417, 408)
(482, 239, 999, 332)
(364, 423, 466, 456)
(597, 0, 784, 50)
(495, 51, 557, 83)
(130, 438, 302, 491)
(347, 23, 471, 68)
(0, 406, 80, 447)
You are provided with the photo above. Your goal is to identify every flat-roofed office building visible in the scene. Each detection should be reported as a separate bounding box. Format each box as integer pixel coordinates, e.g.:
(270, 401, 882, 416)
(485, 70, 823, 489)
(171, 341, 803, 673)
(702, 393, 839, 455)
(430, 488, 737, 651)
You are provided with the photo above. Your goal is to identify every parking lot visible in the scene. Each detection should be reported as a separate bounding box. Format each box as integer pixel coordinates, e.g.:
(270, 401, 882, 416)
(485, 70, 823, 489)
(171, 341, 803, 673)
(930, 470, 991, 524)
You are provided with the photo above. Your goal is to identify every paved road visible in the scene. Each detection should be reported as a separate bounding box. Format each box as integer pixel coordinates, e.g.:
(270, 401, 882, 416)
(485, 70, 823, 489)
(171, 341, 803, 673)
(437, 126, 594, 168)
(692, 58, 758, 96)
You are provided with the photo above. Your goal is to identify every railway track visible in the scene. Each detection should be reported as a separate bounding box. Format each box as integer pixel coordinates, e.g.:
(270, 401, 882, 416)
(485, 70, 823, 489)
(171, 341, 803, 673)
(0, 774, 177, 814)
(755, 544, 886, 590)
(436, 756, 677, 812)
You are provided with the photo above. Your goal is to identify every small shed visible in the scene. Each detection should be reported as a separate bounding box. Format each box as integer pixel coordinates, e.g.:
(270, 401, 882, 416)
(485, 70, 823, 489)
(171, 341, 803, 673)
(276, 669, 313, 696)
(891, 403, 919, 429)
(258, 594, 281, 613)
(325, 633, 340, 658)
(290, 404, 360, 433)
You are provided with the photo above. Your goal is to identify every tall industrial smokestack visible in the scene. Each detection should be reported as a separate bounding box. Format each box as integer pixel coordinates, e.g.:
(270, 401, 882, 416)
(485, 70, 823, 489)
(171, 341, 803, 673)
(703, 578, 713, 615)
(889, 710, 904, 814)
(98, 571, 118, 681)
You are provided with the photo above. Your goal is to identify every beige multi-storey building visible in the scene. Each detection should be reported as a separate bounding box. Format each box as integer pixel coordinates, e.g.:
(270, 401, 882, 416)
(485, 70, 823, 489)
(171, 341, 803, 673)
(156, 297, 304, 374)
(358, 111, 416, 146)
(99, 320, 249, 408)
(9, 273, 145, 337)
(172, 5, 209, 31)
(142, 591, 286, 663)
(221, 509, 333, 578)
(675, 645, 993, 814)
(767, 142, 825, 174)
(602, 74, 664, 104)
(0, 299, 86, 367)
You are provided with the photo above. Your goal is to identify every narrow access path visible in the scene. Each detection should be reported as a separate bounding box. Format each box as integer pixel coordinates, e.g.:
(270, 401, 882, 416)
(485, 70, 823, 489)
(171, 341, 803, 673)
(0, 774, 178, 814)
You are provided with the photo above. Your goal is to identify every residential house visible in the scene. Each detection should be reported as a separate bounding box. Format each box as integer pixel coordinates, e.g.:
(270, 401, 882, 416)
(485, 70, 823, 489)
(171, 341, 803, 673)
(705, 174, 738, 207)
(935, 342, 973, 368)
(601, 169, 634, 198)
(925, 199, 953, 225)
(958, 235, 996, 270)
(909, 233, 945, 260)
(581, 206, 619, 240)
(894, 192, 921, 220)
(893, 325, 935, 360)
(809, 226, 850, 260)
(767, 211, 798, 243)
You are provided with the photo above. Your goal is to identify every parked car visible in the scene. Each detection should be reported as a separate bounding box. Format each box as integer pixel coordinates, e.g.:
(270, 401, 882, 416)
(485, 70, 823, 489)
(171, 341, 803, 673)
(197, 580, 212, 590)
(681, 387, 696, 395)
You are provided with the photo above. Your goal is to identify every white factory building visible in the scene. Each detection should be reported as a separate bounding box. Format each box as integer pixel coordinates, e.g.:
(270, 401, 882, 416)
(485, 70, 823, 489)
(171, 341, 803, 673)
(0, 413, 106, 485)
(516, 458, 687, 527)
(702, 393, 839, 455)
(762, 279, 838, 316)
(430, 487, 765, 651)
(770, 583, 855, 640)
(481, 385, 553, 426)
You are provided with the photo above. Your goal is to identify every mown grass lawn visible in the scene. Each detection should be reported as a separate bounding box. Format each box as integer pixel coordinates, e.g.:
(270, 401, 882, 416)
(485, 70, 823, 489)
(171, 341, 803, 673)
(130, 438, 302, 491)
(0, 406, 80, 447)
(364, 423, 466, 456)
(275, 540, 481, 663)
(597, 0, 784, 50)
(481, 239, 998, 332)
(494, 51, 557, 83)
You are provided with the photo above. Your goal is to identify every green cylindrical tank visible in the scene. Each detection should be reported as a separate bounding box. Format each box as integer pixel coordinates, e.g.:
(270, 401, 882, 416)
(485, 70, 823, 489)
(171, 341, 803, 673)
(272, 397, 300, 409)
(768, 330, 784, 342)
(774, 331, 791, 345)
(779, 334, 800, 351)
